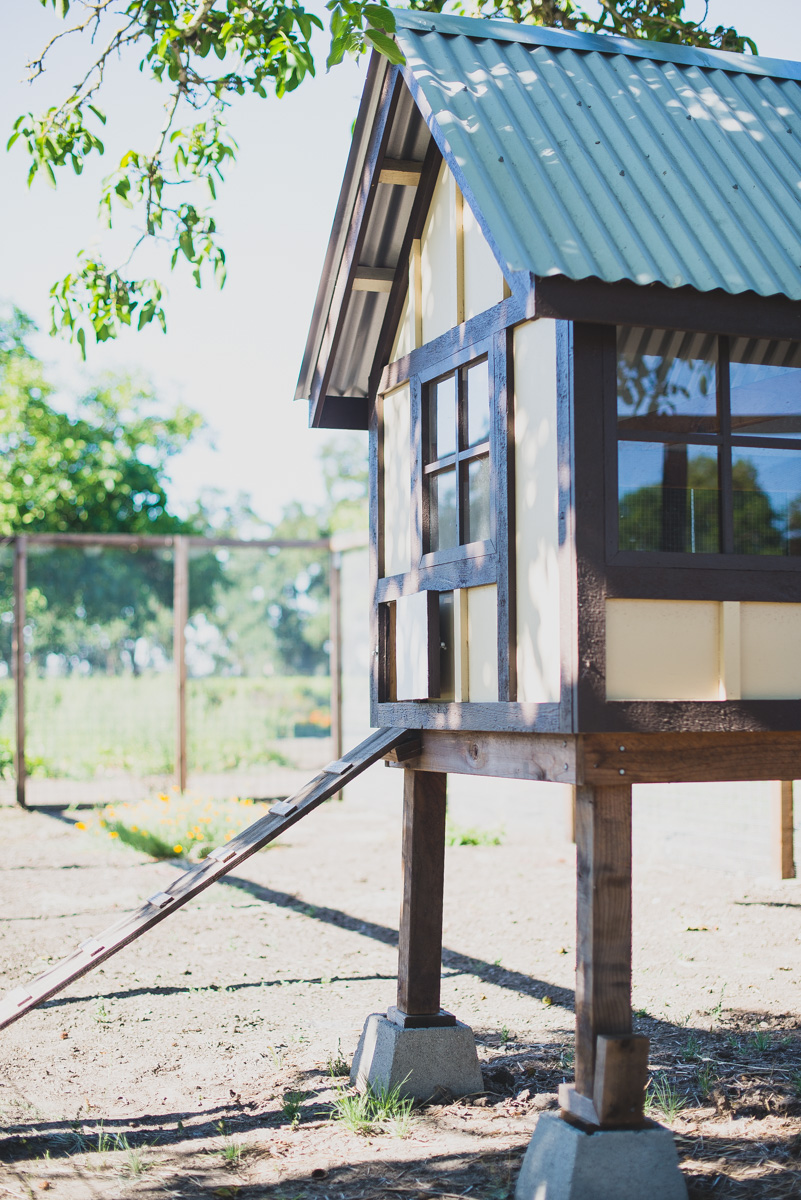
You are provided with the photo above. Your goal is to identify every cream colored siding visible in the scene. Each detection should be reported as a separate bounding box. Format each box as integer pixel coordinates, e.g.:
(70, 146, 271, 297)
(462, 193, 504, 321)
(395, 591, 431, 700)
(465, 584, 498, 701)
(741, 603, 801, 699)
(391, 286, 413, 362)
(606, 599, 801, 701)
(421, 162, 457, 343)
(382, 384, 411, 577)
(606, 600, 720, 701)
(514, 320, 561, 704)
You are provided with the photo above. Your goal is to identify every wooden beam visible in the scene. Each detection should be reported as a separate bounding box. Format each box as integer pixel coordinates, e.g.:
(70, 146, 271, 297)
(397, 769, 447, 1016)
(173, 536, 189, 794)
(329, 551, 343, 764)
(772, 781, 796, 880)
(592, 1034, 649, 1127)
(352, 267, 395, 293)
(12, 537, 26, 809)
(379, 159, 423, 186)
(574, 783, 633, 1099)
(582, 732, 801, 784)
(386, 730, 577, 783)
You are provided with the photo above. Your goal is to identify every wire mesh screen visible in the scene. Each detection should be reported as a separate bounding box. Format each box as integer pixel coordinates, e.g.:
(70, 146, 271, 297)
(0, 544, 14, 805)
(339, 546, 371, 748)
(185, 543, 332, 799)
(21, 544, 176, 806)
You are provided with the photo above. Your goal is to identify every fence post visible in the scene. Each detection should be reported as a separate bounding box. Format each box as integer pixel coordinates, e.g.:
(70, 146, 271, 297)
(329, 549, 343, 762)
(174, 536, 189, 794)
(13, 537, 27, 809)
(772, 781, 796, 880)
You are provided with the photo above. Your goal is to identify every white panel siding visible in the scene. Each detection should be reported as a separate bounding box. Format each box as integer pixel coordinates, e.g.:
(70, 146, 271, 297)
(514, 319, 561, 704)
(421, 161, 457, 343)
(382, 384, 411, 577)
(466, 584, 498, 702)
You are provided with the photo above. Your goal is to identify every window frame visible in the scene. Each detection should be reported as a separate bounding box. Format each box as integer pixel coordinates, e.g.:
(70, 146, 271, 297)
(421, 349, 495, 568)
(607, 329, 801, 569)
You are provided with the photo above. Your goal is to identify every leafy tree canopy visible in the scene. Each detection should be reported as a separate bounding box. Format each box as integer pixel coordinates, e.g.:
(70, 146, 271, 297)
(9, 1, 756, 353)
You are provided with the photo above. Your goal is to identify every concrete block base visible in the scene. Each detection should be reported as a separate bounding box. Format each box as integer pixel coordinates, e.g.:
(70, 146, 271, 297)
(515, 1112, 688, 1200)
(350, 1012, 484, 1103)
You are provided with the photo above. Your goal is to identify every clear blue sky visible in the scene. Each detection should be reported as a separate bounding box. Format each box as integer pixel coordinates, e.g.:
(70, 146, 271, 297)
(1, 2, 799, 527)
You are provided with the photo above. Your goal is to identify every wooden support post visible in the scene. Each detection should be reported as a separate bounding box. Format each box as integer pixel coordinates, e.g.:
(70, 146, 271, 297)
(574, 783, 634, 1099)
(173, 536, 189, 794)
(772, 781, 796, 880)
(12, 537, 26, 809)
(329, 550, 343, 763)
(566, 784, 577, 844)
(397, 769, 447, 1016)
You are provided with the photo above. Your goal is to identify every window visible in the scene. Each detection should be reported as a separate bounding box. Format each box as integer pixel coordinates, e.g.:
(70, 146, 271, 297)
(616, 327, 801, 557)
(425, 356, 492, 557)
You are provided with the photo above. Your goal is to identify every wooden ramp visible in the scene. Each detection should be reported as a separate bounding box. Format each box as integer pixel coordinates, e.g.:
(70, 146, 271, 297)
(0, 727, 412, 1032)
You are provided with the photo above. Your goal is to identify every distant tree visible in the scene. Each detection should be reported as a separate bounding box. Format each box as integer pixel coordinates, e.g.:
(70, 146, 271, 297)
(9, 1, 756, 352)
(0, 308, 220, 671)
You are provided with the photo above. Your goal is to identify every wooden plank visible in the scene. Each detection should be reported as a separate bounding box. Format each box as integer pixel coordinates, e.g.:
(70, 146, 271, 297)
(376, 698, 565, 736)
(329, 552, 343, 763)
(379, 159, 423, 186)
(387, 729, 577, 782)
(353, 267, 395, 293)
(574, 783, 632, 1098)
(592, 1034, 649, 1127)
(772, 781, 796, 880)
(397, 769, 447, 1015)
(173, 536, 189, 794)
(13, 537, 26, 809)
(583, 732, 801, 784)
(0, 727, 414, 1033)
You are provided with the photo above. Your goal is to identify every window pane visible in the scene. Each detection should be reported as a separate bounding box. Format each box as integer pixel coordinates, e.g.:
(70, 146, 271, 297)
(730, 339, 801, 439)
(431, 374, 456, 459)
(466, 457, 491, 544)
(618, 442, 719, 553)
(430, 468, 457, 551)
(732, 448, 801, 556)
(466, 359, 490, 446)
(617, 327, 717, 435)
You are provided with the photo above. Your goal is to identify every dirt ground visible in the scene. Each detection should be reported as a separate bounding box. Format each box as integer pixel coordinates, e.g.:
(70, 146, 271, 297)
(0, 766, 799, 1200)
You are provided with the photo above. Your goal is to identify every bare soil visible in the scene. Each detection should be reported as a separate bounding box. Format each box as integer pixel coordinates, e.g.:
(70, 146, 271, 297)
(0, 768, 799, 1199)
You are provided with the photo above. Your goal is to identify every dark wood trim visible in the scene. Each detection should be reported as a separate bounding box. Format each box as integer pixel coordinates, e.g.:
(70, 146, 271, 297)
(574, 783, 633, 1099)
(535, 274, 801, 343)
(494, 325, 516, 701)
(370, 401, 381, 717)
(377, 295, 532, 397)
(376, 699, 563, 733)
(584, 698, 801, 734)
(573, 324, 611, 731)
(376, 555, 498, 600)
(411, 375, 425, 570)
(605, 564, 801, 600)
(368, 138, 443, 400)
(310, 67, 403, 428)
(313, 396, 370, 430)
(386, 729, 577, 782)
(397, 769, 447, 1016)
(582, 731, 801, 783)
(419, 539, 495, 570)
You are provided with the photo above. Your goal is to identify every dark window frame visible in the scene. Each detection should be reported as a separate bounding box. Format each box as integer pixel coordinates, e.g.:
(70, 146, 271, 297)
(607, 329, 801, 570)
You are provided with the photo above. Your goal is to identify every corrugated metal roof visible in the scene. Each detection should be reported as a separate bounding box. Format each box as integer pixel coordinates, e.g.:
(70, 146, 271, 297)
(394, 10, 801, 300)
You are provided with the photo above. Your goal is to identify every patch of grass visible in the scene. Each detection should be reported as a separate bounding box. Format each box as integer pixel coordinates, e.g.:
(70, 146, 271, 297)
(445, 820, 503, 847)
(646, 1075, 688, 1122)
(681, 1034, 702, 1061)
(94, 1123, 114, 1153)
(747, 1029, 772, 1053)
(76, 791, 272, 861)
(500, 1025, 513, 1046)
(220, 1138, 243, 1168)
(329, 1080, 414, 1137)
(327, 1041, 350, 1078)
(116, 1135, 147, 1177)
(697, 1062, 717, 1098)
(281, 1091, 307, 1127)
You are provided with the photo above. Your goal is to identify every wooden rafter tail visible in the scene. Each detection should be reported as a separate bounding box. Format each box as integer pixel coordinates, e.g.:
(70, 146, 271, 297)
(0, 726, 413, 1033)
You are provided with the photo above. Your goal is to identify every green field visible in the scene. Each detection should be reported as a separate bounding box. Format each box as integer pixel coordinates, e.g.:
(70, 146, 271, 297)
(0, 674, 331, 780)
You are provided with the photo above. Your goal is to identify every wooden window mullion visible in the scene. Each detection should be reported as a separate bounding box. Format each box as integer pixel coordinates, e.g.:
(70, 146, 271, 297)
(718, 336, 734, 555)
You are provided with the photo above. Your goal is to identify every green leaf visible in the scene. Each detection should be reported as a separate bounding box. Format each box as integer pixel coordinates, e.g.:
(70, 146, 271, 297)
(364, 28, 404, 65)
(363, 5, 395, 33)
